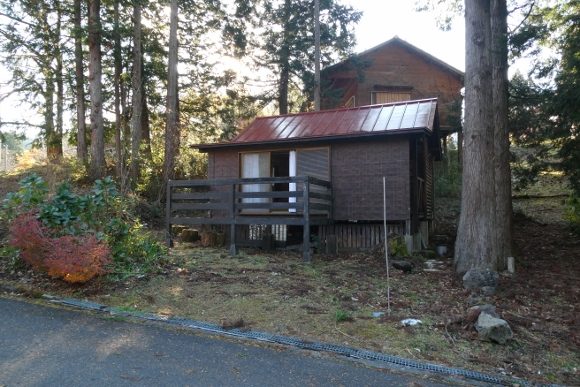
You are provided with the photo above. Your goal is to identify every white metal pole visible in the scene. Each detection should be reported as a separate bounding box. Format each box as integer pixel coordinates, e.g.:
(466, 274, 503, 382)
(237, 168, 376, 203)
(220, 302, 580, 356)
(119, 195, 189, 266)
(383, 176, 391, 314)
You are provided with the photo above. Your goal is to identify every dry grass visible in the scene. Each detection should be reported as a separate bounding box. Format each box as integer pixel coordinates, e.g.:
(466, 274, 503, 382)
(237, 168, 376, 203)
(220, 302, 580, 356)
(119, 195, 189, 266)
(1, 170, 578, 385)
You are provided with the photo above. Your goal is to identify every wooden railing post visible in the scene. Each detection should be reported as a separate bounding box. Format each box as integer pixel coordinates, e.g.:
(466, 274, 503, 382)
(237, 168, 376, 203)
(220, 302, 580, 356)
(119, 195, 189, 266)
(166, 180, 173, 247)
(229, 183, 237, 256)
(303, 177, 311, 262)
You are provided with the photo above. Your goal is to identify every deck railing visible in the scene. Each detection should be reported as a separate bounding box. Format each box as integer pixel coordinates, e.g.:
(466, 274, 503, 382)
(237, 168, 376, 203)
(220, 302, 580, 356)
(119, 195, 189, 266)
(166, 176, 332, 261)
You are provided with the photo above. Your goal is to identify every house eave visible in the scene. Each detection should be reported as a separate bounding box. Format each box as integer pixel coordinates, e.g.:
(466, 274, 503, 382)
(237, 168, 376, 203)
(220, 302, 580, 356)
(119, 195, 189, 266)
(195, 128, 433, 152)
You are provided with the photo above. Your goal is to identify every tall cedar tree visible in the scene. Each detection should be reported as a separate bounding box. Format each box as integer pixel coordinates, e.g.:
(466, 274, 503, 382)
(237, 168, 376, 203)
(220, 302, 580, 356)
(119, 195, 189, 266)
(113, 0, 124, 179)
(161, 0, 180, 194)
(417, 0, 512, 273)
(129, 2, 143, 186)
(88, 0, 105, 179)
(74, 0, 87, 164)
(0, 0, 64, 160)
(492, 0, 511, 270)
(455, 0, 499, 273)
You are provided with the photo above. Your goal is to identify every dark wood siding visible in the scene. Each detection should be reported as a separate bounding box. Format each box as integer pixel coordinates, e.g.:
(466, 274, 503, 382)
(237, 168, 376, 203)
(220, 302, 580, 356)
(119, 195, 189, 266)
(331, 137, 410, 221)
(207, 150, 239, 179)
(425, 141, 434, 220)
(296, 148, 330, 180)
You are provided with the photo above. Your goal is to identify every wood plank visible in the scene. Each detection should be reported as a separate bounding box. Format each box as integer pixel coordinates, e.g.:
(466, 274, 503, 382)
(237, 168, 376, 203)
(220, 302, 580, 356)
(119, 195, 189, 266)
(236, 191, 304, 199)
(169, 217, 232, 225)
(172, 203, 228, 211)
(172, 192, 228, 200)
(237, 202, 300, 210)
(308, 191, 332, 201)
(309, 203, 332, 211)
(235, 217, 305, 226)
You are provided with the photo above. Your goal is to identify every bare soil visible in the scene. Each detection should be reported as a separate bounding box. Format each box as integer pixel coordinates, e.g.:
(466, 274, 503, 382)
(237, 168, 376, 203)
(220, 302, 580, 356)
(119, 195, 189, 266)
(0, 170, 578, 385)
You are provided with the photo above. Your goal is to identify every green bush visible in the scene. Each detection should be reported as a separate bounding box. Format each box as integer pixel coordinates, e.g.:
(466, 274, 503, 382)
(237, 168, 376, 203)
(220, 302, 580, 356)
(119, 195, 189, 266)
(388, 235, 409, 257)
(434, 150, 461, 198)
(334, 309, 353, 323)
(1, 174, 166, 280)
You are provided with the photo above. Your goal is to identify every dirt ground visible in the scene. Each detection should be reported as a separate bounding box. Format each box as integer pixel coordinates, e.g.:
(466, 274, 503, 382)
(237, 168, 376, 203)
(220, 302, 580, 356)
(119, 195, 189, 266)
(1, 170, 578, 385)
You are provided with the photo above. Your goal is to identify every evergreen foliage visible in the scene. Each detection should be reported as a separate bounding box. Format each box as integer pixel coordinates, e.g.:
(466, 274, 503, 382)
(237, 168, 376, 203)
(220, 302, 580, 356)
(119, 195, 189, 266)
(1, 174, 166, 282)
(509, 1, 580, 195)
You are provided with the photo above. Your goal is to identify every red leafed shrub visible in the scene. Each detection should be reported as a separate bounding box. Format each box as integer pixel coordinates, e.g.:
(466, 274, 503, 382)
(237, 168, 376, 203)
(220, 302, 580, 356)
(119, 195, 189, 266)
(8, 213, 111, 284)
(45, 235, 111, 284)
(8, 212, 50, 270)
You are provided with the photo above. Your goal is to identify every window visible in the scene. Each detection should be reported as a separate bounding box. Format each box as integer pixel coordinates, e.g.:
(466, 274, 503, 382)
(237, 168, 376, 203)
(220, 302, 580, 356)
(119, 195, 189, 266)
(343, 95, 356, 108)
(371, 91, 412, 104)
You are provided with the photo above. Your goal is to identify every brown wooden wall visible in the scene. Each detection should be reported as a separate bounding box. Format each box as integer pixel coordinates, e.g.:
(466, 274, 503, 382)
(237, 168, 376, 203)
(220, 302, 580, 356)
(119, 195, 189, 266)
(331, 137, 410, 221)
(207, 150, 239, 179)
(321, 41, 463, 132)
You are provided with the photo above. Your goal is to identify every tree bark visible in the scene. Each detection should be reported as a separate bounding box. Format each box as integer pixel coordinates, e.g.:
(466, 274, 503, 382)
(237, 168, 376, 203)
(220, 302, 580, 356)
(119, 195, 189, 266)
(492, 0, 512, 270)
(55, 4, 64, 161)
(129, 3, 143, 186)
(454, 0, 498, 274)
(44, 70, 58, 161)
(74, 0, 87, 165)
(113, 0, 123, 179)
(88, 0, 105, 179)
(313, 0, 321, 111)
(141, 92, 152, 162)
(277, 0, 291, 115)
(161, 0, 180, 197)
(38, 3, 59, 161)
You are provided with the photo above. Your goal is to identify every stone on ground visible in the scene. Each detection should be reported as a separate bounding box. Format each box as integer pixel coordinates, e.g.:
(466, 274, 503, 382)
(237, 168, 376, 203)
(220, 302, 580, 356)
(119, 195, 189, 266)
(463, 269, 499, 290)
(391, 260, 413, 273)
(475, 312, 513, 344)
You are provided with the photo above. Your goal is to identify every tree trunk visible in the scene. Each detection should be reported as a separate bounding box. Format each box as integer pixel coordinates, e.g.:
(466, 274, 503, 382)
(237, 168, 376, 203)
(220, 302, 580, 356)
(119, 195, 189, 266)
(44, 71, 58, 161)
(55, 4, 64, 161)
(277, 0, 291, 115)
(161, 0, 180, 198)
(492, 0, 512, 271)
(454, 0, 498, 274)
(38, 4, 58, 162)
(141, 92, 152, 162)
(313, 0, 321, 111)
(129, 3, 143, 186)
(88, 0, 105, 179)
(113, 0, 123, 179)
(74, 0, 87, 165)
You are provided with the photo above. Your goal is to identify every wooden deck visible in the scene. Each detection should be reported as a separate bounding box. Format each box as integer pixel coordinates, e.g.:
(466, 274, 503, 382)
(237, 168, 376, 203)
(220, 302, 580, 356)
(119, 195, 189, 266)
(166, 176, 332, 261)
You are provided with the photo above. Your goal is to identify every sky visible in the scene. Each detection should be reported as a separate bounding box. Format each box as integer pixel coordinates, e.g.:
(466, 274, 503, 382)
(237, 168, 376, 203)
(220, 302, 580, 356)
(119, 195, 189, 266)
(0, 1, 466, 140)
(342, 0, 465, 72)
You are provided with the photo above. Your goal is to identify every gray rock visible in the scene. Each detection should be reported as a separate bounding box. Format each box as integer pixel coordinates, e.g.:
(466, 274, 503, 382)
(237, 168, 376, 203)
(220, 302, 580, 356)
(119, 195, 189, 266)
(466, 304, 499, 323)
(391, 260, 413, 273)
(480, 286, 496, 296)
(463, 269, 499, 290)
(475, 312, 513, 344)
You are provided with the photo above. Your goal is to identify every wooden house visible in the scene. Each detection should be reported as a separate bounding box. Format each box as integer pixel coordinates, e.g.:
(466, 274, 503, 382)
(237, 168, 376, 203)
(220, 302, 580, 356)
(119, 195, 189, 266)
(321, 36, 463, 139)
(167, 98, 442, 260)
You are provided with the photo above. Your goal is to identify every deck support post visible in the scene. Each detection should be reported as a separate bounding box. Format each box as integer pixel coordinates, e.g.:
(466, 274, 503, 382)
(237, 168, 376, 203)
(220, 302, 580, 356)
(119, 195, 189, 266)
(229, 183, 237, 256)
(303, 178, 311, 262)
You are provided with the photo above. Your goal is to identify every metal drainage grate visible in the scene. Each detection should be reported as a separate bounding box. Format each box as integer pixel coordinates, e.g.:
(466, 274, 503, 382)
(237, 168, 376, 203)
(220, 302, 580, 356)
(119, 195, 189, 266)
(46, 296, 534, 386)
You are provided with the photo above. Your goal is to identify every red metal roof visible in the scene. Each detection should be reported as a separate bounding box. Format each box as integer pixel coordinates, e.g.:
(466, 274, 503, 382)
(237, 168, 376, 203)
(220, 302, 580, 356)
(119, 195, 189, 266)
(198, 98, 438, 150)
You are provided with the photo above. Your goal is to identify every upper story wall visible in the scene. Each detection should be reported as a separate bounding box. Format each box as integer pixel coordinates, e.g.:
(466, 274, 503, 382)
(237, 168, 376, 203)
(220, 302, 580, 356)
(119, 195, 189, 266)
(321, 39, 463, 133)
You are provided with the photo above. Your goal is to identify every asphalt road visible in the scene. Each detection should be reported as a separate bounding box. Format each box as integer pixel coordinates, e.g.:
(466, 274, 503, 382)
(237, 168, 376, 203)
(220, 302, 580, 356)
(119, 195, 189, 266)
(0, 297, 461, 387)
